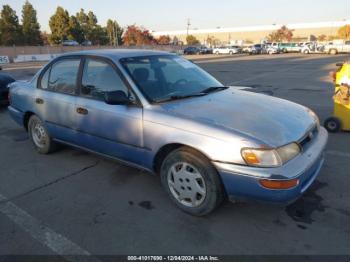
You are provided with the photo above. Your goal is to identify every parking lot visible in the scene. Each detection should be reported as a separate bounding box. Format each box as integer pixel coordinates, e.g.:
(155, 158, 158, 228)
(1, 53, 350, 256)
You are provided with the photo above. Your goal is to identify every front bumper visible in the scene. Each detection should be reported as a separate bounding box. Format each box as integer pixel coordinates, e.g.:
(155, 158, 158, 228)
(213, 127, 328, 203)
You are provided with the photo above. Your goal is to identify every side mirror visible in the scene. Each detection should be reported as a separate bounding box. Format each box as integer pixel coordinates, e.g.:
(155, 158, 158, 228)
(104, 91, 133, 105)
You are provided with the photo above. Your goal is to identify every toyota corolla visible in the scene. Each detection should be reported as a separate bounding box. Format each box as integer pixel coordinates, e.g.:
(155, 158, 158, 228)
(8, 50, 328, 216)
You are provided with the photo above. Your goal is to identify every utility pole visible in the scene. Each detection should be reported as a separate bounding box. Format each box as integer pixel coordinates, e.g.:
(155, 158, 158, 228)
(186, 18, 191, 37)
(115, 24, 119, 47)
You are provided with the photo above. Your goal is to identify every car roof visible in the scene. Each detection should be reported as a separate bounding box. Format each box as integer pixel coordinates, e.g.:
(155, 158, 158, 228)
(58, 49, 174, 61)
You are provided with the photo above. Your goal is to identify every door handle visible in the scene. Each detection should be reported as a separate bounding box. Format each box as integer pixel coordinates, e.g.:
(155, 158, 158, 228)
(76, 107, 88, 115)
(35, 98, 44, 104)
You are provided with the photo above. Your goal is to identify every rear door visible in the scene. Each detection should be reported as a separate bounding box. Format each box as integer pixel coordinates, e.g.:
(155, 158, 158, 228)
(35, 57, 81, 143)
(74, 57, 144, 165)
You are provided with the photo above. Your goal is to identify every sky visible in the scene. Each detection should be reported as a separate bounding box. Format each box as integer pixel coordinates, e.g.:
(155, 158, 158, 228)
(1, 0, 350, 32)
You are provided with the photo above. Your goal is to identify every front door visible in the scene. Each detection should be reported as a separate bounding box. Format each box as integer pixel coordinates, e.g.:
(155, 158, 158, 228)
(74, 57, 144, 165)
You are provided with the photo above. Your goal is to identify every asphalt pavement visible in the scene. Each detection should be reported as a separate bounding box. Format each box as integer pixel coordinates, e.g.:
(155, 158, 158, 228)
(0, 53, 350, 256)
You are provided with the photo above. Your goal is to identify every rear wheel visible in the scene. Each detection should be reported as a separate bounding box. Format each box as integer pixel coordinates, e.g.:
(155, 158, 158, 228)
(324, 117, 342, 133)
(330, 49, 338, 55)
(215, 51, 219, 55)
(160, 147, 224, 216)
(229, 51, 233, 55)
(28, 115, 57, 154)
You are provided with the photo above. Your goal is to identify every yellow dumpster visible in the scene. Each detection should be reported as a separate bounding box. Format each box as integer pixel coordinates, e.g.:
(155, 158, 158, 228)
(324, 62, 350, 132)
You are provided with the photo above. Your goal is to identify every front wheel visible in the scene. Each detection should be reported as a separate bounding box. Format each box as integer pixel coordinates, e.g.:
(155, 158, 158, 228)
(28, 115, 57, 154)
(324, 117, 342, 133)
(160, 147, 224, 216)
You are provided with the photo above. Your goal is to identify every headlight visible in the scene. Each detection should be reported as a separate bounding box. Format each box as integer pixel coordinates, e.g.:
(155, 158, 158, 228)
(241, 143, 301, 167)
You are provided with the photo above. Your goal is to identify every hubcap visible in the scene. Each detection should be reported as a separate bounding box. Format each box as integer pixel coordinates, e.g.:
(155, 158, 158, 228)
(327, 121, 337, 130)
(31, 121, 47, 148)
(167, 162, 206, 208)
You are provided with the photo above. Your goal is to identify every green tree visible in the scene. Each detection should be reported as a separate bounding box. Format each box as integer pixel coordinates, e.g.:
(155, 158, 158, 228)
(76, 9, 89, 40)
(186, 34, 199, 45)
(337, 25, 350, 40)
(49, 6, 70, 44)
(76, 9, 101, 44)
(0, 5, 22, 45)
(68, 15, 84, 43)
(91, 25, 108, 45)
(86, 11, 97, 42)
(21, 1, 42, 45)
(106, 19, 123, 46)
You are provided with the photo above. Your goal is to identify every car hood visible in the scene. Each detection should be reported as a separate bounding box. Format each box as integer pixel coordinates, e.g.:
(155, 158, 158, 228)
(158, 88, 316, 147)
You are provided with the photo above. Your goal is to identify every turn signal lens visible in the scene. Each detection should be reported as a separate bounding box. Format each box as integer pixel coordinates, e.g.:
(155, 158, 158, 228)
(259, 179, 299, 189)
(241, 148, 281, 167)
(242, 151, 260, 165)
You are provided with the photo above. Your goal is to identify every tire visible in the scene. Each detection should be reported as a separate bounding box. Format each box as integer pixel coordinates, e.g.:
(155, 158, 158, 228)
(229, 51, 233, 55)
(304, 50, 309, 54)
(28, 115, 58, 154)
(215, 51, 219, 55)
(324, 117, 342, 133)
(282, 48, 287, 53)
(330, 49, 338, 55)
(160, 147, 224, 216)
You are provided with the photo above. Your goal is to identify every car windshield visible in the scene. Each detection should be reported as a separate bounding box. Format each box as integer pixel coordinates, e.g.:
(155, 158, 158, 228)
(120, 55, 225, 103)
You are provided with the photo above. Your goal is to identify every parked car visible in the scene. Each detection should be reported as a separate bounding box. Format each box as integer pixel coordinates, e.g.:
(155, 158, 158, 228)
(8, 50, 328, 216)
(249, 44, 264, 54)
(199, 46, 213, 54)
(324, 40, 350, 54)
(213, 46, 241, 55)
(242, 45, 253, 53)
(81, 40, 92, 46)
(62, 40, 79, 46)
(263, 45, 280, 55)
(301, 43, 325, 54)
(183, 46, 211, 55)
(279, 43, 301, 53)
(0, 72, 15, 106)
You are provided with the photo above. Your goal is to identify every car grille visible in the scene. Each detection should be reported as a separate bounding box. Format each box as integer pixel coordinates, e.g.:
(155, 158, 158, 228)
(299, 125, 319, 150)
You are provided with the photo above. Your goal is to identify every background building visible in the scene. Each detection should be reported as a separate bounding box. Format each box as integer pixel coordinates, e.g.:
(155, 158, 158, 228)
(153, 20, 350, 45)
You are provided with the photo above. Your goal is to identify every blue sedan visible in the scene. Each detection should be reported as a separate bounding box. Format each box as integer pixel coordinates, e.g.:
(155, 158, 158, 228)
(8, 50, 328, 215)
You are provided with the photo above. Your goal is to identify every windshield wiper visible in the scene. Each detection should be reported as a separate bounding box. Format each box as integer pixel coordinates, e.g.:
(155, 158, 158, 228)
(200, 86, 229, 94)
(154, 86, 229, 103)
(155, 93, 206, 103)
